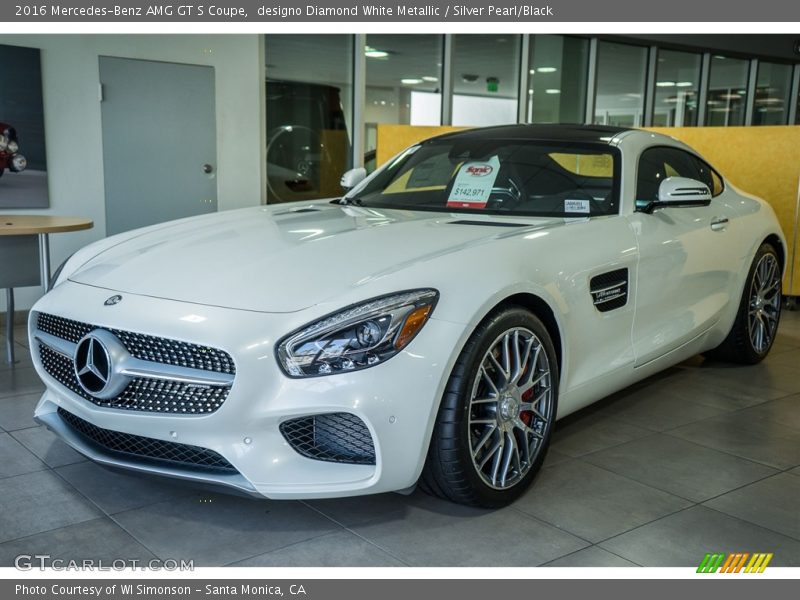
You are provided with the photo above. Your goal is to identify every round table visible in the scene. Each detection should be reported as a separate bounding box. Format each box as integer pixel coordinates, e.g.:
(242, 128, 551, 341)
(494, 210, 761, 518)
(0, 215, 93, 364)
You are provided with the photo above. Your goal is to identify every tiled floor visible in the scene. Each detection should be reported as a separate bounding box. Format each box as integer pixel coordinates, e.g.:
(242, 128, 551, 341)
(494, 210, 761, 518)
(1, 310, 799, 567)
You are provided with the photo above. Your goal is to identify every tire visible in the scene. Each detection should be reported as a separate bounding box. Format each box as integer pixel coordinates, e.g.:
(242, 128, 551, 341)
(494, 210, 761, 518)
(421, 306, 559, 508)
(706, 243, 782, 364)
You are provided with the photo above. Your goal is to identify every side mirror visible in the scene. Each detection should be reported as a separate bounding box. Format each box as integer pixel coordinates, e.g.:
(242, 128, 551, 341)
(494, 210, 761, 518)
(641, 177, 712, 213)
(340, 167, 367, 192)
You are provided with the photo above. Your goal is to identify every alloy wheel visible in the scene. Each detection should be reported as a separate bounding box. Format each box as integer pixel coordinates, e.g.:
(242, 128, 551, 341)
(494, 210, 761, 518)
(747, 253, 781, 354)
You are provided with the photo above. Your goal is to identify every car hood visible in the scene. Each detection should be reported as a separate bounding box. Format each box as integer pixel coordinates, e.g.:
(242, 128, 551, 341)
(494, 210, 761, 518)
(70, 204, 559, 313)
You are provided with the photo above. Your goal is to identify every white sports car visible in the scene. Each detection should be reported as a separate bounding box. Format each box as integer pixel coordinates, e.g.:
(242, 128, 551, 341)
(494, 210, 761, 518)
(30, 125, 785, 507)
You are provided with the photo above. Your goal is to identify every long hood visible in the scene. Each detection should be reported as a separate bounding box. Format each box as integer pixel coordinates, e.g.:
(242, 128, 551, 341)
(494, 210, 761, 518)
(70, 204, 560, 312)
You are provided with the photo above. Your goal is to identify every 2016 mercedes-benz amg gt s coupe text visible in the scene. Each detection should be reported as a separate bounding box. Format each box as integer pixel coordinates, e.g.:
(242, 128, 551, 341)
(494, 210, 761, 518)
(30, 125, 786, 507)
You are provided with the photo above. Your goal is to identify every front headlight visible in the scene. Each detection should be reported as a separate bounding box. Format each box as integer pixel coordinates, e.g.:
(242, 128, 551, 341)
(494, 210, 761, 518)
(7, 140, 18, 153)
(277, 289, 438, 378)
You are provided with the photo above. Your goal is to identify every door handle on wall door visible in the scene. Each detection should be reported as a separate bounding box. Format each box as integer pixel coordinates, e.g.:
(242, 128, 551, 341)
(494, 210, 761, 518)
(710, 217, 729, 231)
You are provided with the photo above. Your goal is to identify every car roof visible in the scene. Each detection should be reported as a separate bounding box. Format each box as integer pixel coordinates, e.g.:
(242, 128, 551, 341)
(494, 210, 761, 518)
(427, 124, 632, 145)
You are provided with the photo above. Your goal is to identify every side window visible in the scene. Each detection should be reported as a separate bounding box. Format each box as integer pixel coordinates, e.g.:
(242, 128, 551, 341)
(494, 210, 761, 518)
(636, 147, 717, 208)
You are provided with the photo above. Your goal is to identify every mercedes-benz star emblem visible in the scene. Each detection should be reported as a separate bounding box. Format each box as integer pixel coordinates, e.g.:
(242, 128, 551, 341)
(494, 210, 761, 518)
(104, 295, 123, 306)
(74, 335, 112, 395)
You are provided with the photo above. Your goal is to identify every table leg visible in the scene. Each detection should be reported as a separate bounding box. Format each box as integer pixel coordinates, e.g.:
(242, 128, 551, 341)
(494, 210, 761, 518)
(4, 288, 15, 365)
(38, 232, 51, 293)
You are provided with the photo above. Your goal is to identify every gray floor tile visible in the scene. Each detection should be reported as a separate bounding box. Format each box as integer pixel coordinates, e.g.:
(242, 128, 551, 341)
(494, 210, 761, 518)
(583, 434, 777, 502)
(55, 461, 194, 515)
(0, 432, 45, 478)
(230, 531, 405, 567)
(542, 447, 572, 468)
(600, 505, 800, 567)
(790, 467, 800, 477)
(113, 494, 339, 566)
(667, 370, 788, 409)
(733, 395, 800, 431)
(597, 388, 729, 432)
(0, 367, 44, 398)
(0, 470, 101, 543)
(11, 426, 87, 468)
(513, 460, 691, 543)
(0, 392, 41, 431)
(552, 414, 651, 457)
(765, 348, 800, 369)
(543, 546, 640, 567)
(0, 346, 33, 372)
(704, 473, 800, 541)
(679, 360, 800, 395)
(668, 411, 800, 470)
(306, 491, 418, 528)
(350, 494, 588, 566)
(0, 517, 156, 567)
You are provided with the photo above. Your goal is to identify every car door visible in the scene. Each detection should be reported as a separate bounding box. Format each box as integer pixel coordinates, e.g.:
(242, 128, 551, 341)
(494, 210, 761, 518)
(627, 146, 741, 366)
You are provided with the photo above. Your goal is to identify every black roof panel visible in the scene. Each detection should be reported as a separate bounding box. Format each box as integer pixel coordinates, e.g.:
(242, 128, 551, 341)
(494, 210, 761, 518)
(427, 124, 631, 145)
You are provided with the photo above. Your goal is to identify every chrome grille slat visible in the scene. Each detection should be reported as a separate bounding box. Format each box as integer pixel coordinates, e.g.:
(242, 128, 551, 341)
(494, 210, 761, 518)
(57, 407, 236, 472)
(280, 413, 376, 465)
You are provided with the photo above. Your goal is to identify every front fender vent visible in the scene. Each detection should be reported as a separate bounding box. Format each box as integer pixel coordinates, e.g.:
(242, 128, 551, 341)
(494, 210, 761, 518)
(590, 268, 629, 312)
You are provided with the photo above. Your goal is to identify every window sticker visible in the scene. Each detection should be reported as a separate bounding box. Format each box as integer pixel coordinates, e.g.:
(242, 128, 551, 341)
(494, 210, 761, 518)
(447, 156, 501, 209)
(564, 199, 591, 214)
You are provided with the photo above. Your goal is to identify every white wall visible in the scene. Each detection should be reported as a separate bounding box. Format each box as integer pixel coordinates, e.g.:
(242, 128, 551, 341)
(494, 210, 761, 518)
(0, 34, 266, 313)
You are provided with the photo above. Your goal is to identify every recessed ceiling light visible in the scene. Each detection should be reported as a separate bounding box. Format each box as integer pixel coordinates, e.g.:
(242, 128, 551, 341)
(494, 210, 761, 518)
(422, 76, 439, 82)
(656, 81, 676, 87)
(529, 69, 536, 75)
(365, 46, 388, 59)
(676, 81, 693, 87)
(528, 89, 534, 95)
(545, 88, 561, 94)
(401, 78, 423, 85)
(537, 67, 557, 73)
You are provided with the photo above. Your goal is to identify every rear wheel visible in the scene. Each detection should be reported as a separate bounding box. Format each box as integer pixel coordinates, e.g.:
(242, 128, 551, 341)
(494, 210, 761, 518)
(707, 243, 782, 364)
(421, 307, 558, 507)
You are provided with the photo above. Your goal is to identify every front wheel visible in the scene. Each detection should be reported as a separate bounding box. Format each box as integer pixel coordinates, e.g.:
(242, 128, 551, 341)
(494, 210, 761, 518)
(421, 307, 558, 507)
(707, 243, 782, 364)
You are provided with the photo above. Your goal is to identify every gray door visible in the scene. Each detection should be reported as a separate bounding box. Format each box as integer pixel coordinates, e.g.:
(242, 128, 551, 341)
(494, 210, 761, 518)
(100, 57, 217, 236)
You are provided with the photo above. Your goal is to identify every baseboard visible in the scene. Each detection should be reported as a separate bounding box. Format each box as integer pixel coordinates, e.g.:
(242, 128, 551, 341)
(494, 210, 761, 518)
(0, 309, 29, 329)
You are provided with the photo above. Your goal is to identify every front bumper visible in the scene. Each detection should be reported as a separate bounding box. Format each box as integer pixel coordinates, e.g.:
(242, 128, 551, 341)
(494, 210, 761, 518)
(30, 281, 465, 499)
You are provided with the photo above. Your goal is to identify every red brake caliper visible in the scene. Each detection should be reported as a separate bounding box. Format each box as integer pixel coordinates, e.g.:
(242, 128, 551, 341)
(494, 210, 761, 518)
(520, 387, 534, 426)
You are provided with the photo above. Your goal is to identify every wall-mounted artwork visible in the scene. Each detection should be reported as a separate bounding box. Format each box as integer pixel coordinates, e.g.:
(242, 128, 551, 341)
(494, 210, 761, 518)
(0, 43, 49, 208)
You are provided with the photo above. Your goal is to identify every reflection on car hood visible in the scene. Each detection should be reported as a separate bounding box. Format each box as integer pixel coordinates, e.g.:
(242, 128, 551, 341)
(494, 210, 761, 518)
(70, 204, 560, 312)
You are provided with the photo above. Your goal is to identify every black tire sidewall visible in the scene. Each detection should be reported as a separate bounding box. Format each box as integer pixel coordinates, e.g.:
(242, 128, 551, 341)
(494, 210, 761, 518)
(739, 244, 782, 362)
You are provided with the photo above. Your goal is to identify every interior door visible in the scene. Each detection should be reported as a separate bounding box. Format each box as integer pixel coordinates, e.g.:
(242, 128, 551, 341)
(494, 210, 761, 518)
(100, 57, 217, 236)
(628, 146, 740, 366)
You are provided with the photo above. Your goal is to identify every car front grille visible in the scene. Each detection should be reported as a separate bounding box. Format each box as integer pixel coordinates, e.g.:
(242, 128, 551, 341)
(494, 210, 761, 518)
(37, 312, 236, 374)
(280, 413, 376, 465)
(57, 407, 237, 473)
(36, 312, 234, 414)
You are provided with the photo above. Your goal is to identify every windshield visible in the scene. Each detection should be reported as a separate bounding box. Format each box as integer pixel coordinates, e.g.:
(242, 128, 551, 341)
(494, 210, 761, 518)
(350, 140, 620, 218)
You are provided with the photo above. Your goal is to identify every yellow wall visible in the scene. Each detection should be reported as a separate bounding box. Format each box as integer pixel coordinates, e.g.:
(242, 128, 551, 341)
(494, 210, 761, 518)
(375, 123, 800, 295)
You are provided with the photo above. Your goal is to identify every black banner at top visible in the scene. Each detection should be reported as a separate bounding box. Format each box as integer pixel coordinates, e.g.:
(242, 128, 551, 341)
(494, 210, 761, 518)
(2, 0, 800, 22)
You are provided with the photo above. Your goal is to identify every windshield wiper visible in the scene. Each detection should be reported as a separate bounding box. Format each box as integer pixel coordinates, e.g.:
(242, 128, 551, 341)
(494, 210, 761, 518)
(338, 197, 364, 206)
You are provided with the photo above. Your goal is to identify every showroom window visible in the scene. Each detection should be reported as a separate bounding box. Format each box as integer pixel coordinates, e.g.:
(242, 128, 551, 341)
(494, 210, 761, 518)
(526, 35, 589, 124)
(364, 34, 444, 171)
(752, 61, 793, 126)
(593, 41, 648, 127)
(705, 55, 749, 126)
(652, 49, 702, 127)
(264, 34, 354, 203)
(451, 34, 521, 127)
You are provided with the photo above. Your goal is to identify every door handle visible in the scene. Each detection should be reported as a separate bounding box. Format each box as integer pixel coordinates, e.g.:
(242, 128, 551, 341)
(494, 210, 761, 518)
(710, 217, 729, 231)
(202, 163, 214, 174)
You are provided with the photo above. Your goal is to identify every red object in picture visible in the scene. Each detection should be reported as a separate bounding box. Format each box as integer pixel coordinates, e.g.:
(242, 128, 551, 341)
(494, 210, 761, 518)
(0, 122, 28, 177)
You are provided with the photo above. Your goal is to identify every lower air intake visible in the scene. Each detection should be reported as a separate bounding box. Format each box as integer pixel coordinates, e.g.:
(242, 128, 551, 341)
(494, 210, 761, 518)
(57, 407, 237, 473)
(279, 413, 376, 465)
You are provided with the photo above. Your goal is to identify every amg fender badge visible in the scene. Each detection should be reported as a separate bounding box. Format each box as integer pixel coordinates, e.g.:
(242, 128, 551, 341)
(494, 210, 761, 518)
(104, 295, 123, 306)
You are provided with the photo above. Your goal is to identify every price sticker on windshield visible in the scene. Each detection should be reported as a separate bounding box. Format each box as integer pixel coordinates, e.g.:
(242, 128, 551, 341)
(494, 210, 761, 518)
(447, 156, 500, 208)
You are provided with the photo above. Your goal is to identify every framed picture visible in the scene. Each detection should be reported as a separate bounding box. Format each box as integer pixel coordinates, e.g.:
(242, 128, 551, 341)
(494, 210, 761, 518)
(0, 43, 49, 208)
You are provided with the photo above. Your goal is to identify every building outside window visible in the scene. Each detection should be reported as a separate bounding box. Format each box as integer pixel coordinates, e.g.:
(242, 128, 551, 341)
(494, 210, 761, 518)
(264, 34, 353, 202)
(705, 55, 749, 126)
(652, 49, 701, 127)
(752, 61, 793, 126)
(451, 35, 521, 127)
(526, 35, 589, 124)
(593, 41, 648, 127)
